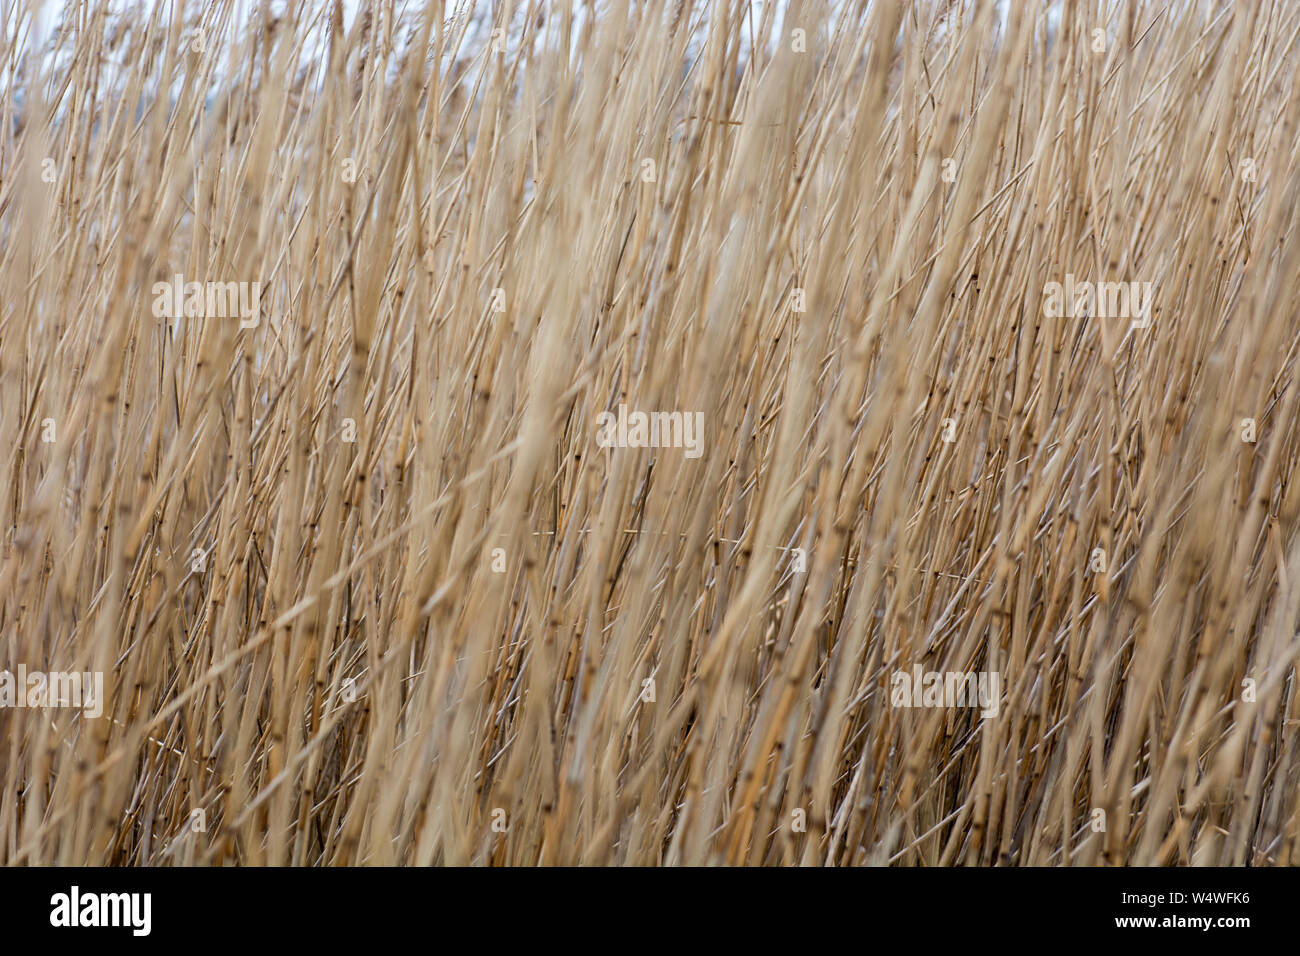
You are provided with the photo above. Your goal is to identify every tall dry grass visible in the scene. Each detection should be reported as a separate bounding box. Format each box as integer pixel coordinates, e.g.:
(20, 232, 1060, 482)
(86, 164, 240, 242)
(2, 0, 1300, 865)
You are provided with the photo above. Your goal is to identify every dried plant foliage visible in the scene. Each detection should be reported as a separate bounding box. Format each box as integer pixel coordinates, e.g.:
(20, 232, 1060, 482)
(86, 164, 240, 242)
(2, 0, 1300, 865)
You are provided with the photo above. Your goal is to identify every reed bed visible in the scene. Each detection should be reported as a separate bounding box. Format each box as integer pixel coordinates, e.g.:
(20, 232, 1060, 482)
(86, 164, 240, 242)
(2, 0, 1300, 865)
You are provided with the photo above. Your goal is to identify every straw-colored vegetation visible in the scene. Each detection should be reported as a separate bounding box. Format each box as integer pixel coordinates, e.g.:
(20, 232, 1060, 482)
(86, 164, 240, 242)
(3, 0, 1300, 865)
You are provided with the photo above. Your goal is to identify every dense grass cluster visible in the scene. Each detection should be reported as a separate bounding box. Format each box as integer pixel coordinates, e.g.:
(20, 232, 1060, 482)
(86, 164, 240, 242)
(3, 0, 1300, 865)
